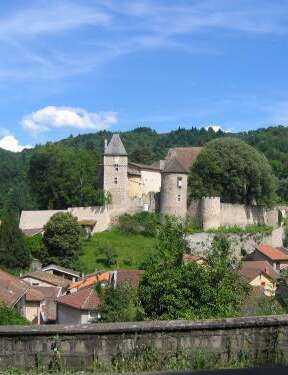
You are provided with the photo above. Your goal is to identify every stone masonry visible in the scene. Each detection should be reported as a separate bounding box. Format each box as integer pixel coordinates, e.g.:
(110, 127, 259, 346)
(1, 315, 288, 369)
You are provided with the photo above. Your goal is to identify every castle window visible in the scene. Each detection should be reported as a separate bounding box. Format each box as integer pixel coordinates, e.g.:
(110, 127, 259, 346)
(114, 163, 119, 171)
(177, 177, 182, 188)
(114, 177, 118, 184)
(177, 194, 181, 202)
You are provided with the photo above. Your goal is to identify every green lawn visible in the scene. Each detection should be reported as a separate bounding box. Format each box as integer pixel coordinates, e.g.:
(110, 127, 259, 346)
(78, 229, 157, 274)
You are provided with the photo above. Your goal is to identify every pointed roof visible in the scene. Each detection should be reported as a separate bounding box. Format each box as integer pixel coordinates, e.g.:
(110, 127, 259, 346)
(163, 157, 188, 174)
(105, 134, 127, 156)
(57, 286, 101, 310)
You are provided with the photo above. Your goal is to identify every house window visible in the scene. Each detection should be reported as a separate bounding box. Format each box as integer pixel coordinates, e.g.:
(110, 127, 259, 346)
(114, 163, 119, 171)
(276, 262, 280, 270)
(114, 177, 118, 184)
(177, 177, 182, 188)
(177, 194, 181, 202)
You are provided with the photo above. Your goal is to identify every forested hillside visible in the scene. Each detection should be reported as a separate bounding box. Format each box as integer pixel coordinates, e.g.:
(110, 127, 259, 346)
(0, 125, 287, 215)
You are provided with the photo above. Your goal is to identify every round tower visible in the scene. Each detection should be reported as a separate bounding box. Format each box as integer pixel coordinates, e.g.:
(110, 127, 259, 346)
(201, 197, 221, 230)
(160, 157, 188, 218)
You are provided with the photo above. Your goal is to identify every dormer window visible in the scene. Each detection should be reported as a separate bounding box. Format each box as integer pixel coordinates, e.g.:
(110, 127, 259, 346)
(114, 177, 118, 184)
(177, 177, 182, 188)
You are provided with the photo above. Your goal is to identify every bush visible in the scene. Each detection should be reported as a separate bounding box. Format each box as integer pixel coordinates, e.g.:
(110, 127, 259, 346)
(118, 212, 160, 237)
(25, 234, 49, 265)
(0, 304, 29, 325)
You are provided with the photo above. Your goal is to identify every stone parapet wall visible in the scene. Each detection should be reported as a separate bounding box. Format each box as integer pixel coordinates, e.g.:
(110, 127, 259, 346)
(1, 315, 288, 369)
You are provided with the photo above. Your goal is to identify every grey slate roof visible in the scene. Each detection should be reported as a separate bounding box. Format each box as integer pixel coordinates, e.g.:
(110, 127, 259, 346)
(105, 134, 127, 156)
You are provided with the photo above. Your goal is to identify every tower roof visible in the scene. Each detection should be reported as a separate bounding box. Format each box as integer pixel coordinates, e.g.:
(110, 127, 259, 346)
(163, 147, 202, 174)
(104, 134, 127, 156)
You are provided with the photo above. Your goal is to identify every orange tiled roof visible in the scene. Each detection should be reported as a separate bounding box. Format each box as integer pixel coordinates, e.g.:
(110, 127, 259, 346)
(69, 272, 111, 290)
(256, 244, 288, 261)
(57, 286, 101, 310)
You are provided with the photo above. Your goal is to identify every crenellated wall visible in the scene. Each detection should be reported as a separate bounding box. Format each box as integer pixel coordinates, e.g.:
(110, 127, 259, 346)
(188, 197, 279, 230)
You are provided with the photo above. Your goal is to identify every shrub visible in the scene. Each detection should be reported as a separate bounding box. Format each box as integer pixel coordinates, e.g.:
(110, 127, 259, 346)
(118, 212, 160, 237)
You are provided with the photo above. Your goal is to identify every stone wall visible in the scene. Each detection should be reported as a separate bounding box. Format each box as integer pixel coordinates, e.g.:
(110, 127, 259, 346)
(1, 316, 288, 369)
(186, 226, 284, 259)
(188, 197, 279, 230)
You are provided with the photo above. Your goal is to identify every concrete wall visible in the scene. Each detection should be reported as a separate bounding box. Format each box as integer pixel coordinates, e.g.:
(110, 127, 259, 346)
(160, 173, 188, 218)
(1, 316, 288, 369)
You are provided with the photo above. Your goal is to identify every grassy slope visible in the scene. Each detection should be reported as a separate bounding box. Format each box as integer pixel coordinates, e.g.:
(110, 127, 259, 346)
(79, 229, 156, 274)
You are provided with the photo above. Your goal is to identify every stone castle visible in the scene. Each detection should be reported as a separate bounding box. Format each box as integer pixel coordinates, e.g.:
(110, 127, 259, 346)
(20, 133, 279, 235)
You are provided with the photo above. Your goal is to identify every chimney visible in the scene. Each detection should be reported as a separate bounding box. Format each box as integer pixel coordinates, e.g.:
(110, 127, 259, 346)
(104, 139, 108, 153)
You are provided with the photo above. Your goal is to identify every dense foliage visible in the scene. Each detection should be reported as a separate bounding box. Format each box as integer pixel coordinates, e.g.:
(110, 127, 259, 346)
(0, 212, 31, 270)
(97, 282, 144, 322)
(0, 125, 288, 214)
(0, 304, 29, 325)
(118, 212, 161, 237)
(189, 138, 277, 205)
(28, 145, 104, 209)
(43, 212, 82, 268)
(139, 219, 250, 320)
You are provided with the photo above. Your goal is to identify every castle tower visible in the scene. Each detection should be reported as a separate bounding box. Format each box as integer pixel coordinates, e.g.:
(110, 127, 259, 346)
(160, 157, 188, 218)
(103, 134, 128, 209)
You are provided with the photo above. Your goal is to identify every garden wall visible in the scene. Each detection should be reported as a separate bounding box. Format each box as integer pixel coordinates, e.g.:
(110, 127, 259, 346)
(1, 315, 288, 370)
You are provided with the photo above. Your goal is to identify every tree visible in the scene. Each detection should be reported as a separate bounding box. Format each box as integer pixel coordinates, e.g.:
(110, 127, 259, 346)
(43, 212, 82, 268)
(25, 234, 49, 265)
(28, 145, 104, 209)
(139, 221, 250, 320)
(0, 304, 29, 325)
(97, 282, 144, 322)
(0, 212, 31, 270)
(189, 137, 277, 206)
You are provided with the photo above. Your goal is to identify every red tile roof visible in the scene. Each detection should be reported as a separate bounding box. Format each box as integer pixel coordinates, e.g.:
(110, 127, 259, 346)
(239, 261, 279, 282)
(0, 269, 29, 307)
(57, 287, 101, 310)
(25, 288, 45, 302)
(115, 270, 144, 288)
(256, 244, 288, 261)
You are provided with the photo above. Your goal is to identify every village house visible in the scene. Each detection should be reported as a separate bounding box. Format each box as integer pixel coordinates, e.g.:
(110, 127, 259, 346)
(22, 271, 70, 289)
(239, 260, 279, 297)
(0, 269, 28, 316)
(68, 271, 111, 293)
(247, 244, 288, 271)
(57, 286, 101, 324)
(41, 264, 80, 282)
(111, 269, 144, 288)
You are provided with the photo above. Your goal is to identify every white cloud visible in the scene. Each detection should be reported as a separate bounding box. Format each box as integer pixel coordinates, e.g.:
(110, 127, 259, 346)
(22, 106, 118, 134)
(0, 135, 32, 152)
(205, 124, 231, 133)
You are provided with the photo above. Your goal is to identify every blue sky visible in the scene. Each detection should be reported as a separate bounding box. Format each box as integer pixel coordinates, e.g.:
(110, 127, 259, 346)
(0, 0, 288, 151)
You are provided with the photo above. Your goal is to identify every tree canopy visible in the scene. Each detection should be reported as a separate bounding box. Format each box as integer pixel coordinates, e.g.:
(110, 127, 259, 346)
(139, 219, 250, 320)
(0, 212, 31, 271)
(189, 137, 277, 206)
(43, 212, 82, 268)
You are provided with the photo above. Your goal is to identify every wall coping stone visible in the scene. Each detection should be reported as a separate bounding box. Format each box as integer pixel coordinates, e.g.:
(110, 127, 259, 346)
(1, 315, 288, 337)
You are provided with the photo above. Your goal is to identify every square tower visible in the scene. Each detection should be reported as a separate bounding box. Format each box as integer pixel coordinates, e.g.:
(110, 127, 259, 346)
(103, 134, 128, 208)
